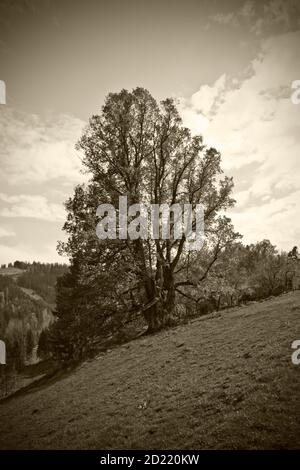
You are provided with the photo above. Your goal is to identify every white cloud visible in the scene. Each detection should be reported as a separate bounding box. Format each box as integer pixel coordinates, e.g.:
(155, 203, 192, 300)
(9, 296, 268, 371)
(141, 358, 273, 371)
(0, 193, 65, 221)
(209, 0, 300, 36)
(231, 189, 300, 250)
(190, 74, 226, 116)
(181, 30, 300, 250)
(0, 108, 86, 262)
(0, 108, 86, 185)
(209, 11, 239, 27)
(0, 227, 15, 238)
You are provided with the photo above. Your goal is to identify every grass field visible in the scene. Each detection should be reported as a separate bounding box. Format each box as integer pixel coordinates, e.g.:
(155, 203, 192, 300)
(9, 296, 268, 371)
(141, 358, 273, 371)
(0, 291, 300, 450)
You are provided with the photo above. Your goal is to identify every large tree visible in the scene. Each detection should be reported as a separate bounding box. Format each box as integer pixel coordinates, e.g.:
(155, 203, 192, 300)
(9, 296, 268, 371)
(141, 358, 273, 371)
(59, 87, 239, 335)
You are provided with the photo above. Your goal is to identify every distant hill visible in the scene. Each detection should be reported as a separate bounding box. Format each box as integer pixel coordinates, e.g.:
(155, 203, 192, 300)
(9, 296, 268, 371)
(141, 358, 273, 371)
(16, 262, 68, 307)
(0, 262, 69, 306)
(0, 262, 69, 397)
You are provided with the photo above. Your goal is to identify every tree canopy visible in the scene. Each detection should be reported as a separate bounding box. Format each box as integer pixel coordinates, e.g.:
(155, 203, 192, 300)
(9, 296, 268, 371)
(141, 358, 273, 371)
(53, 87, 240, 360)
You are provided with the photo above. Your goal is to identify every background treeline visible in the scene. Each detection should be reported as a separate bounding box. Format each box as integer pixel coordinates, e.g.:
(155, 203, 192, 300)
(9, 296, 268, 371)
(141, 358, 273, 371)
(42, 239, 299, 364)
(179, 240, 298, 316)
(0, 277, 50, 373)
(0, 261, 69, 305)
(16, 262, 68, 305)
(0, 262, 68, 374)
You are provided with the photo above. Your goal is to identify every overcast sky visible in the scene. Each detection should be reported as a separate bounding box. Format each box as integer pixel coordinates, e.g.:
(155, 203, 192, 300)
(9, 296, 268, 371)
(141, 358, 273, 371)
(0, 0, 300, 263)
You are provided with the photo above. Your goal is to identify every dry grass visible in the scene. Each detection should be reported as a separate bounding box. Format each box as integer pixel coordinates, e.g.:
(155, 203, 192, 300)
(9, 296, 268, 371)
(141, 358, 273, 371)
(0, 291, 300, 449)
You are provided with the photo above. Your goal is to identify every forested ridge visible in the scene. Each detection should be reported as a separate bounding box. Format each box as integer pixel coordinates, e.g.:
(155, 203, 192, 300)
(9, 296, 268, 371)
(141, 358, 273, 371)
(0, 262, 68, 397)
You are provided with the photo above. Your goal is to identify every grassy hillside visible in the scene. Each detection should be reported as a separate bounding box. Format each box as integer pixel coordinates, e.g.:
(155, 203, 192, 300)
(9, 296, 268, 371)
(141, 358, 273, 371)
(0, 291, 300, 450)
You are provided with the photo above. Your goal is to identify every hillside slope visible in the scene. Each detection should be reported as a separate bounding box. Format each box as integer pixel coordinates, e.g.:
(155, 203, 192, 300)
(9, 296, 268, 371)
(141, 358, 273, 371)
(0, 292, 300, 450)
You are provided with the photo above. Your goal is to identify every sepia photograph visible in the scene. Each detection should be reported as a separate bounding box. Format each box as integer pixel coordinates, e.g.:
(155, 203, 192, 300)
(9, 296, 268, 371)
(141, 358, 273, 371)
(0, 0, 300, 463)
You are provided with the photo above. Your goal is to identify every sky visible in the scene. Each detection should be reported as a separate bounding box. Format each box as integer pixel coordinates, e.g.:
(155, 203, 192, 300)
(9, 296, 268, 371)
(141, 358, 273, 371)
(0, 0, 300, 263)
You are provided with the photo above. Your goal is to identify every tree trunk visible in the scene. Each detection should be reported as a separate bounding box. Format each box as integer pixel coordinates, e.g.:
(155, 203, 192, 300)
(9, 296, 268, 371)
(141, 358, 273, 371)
(143, 275, 177, 333)
(143, 300, 176, 333)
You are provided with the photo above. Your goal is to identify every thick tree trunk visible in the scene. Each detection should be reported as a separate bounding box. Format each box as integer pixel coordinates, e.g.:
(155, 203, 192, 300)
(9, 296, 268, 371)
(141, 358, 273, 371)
(144, 267, 175, 334)
(143, 300, 176, 333)
(143, 276, 177, 333)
